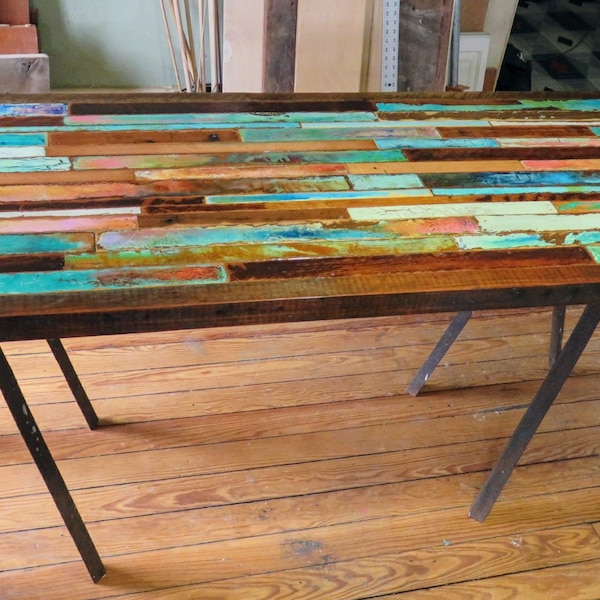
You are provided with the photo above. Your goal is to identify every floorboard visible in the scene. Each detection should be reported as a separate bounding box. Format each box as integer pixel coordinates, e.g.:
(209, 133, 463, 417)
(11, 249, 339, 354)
(1, 308, 600, 599)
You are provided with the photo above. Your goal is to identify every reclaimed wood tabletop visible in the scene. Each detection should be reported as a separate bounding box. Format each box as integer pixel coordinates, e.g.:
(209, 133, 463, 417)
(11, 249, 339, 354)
(1, 92, 600, 343)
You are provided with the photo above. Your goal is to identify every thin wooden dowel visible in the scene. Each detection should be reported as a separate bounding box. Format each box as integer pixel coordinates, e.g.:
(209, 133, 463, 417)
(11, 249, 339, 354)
(159, 0, 182, 91)
(183, 0, 198, 88)
(171, 0, 193, 92)
(197, 0, 207, 92)
(207, 0, 221, 92)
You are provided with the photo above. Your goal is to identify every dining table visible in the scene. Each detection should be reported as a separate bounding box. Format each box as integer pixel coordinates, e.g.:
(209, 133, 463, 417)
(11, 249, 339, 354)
(1, 91, 600, 582)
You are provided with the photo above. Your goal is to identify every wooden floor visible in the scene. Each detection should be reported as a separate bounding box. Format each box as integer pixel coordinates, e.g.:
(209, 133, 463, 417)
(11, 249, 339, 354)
(1, 308, 600, 599)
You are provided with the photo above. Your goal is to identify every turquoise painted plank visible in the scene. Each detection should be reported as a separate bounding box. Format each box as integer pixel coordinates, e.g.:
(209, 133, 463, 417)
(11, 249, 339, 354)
(74, 150, 407, 171)
(587, 245, 600, 262)
(65, 111, 377, 126)
(0, 264, 227, 295)
(0, 157, 70, 173)
(99, 224, 393, 251)
(556, 201, 600, 213)
(206, 189, 431, 205)
(377, 103, 527, 112)
(423, 170, 600, 188)
(348, 174, 424, 190)
(375, 138, 499, 149)
(349, 201, 557, 222)
(0, 133, 47, 146)
(0, 103, 67, 116)
(240, 126, 441, 142)
(565, 232, 600, 245)
(456, 233, 553, 251)
(0, 233, 93, 255)
(377, 99, 600, 112)
(479, 214, 600, 233)
(433, 185, 600, 196)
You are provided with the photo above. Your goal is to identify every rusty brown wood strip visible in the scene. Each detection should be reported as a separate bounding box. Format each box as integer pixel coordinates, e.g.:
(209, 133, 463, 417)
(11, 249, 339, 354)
(67, 97, 378, 115)
(47, 129, 242, 146)
(264, 0, 298, 93)
(0, 116, 63, 127)
(0, 169, 136, 185)
(0, 254, 65, 274)
(402, 147, 600, 162)
(138, 207, 349, 226)
(228, 247, 595, 281)
(437, 126, 597, 139)
(46, 139, 377, 157)
(346, 160, 525, 175)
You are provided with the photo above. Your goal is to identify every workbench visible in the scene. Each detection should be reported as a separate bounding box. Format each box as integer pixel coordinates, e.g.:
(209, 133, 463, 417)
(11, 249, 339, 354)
(2, 92, 600, 582)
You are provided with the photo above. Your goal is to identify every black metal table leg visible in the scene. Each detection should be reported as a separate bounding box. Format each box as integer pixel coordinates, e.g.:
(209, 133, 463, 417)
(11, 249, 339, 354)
(47, 338, 99, 430)
(0, 347, 105, 583)
(549, 306, 566, 367)
(406, 311, 473, 396)
(469, 303, 600, 522)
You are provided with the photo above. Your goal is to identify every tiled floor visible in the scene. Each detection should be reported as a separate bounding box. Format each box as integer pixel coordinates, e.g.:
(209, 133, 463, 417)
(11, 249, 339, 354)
(508, 0, 600, 91)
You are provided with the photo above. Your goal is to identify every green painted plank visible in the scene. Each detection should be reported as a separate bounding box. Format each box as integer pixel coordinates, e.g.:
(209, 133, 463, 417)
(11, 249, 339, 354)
(0, 264, 226, 295)
(74, 150, 407, 171)
(349, 201, 557, 221)
(303, 119, 490, 128)
(206, 189, 431, 205)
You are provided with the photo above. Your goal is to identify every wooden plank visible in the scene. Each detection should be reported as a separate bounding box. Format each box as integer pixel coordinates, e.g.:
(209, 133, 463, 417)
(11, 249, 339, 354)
(398, 0, 455, 92)
(294, 0, 373, 92)
(47, 129, 242, 145)
(0, 53, 49, 93)
(222, 0, 267, 92)
(263, 0, 298, 93)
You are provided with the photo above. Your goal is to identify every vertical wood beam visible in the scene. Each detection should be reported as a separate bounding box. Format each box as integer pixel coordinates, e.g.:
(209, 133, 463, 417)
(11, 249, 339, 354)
(397, 0, 455, 92)
(264, 0, 299, 93)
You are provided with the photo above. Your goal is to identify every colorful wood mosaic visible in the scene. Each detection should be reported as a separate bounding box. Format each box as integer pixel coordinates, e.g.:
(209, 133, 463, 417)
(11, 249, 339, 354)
(0, 92, 600, 338)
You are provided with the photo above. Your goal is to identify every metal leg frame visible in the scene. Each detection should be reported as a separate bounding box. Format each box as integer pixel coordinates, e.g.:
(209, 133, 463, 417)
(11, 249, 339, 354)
(549, 306, 566, 367)
(47, 338, 99, 430)
(0, 347, 105, 582)
(469, 303, 600, 522)
(406, 311, 473, 396)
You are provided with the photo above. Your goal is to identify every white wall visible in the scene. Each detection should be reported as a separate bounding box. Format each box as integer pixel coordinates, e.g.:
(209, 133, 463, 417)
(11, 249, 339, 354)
(30, 0, 195, 89)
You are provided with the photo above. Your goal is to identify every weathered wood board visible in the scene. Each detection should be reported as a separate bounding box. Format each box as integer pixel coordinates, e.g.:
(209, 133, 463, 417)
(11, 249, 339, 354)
(0, 53, 49, 93)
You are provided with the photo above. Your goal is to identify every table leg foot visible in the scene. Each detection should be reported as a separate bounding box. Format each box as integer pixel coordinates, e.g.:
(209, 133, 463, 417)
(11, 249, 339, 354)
(0, 347, 105, 583)
(469, 303, 600, 522)
(47, 338, 99, 430)
(406, 311, 472, 396)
